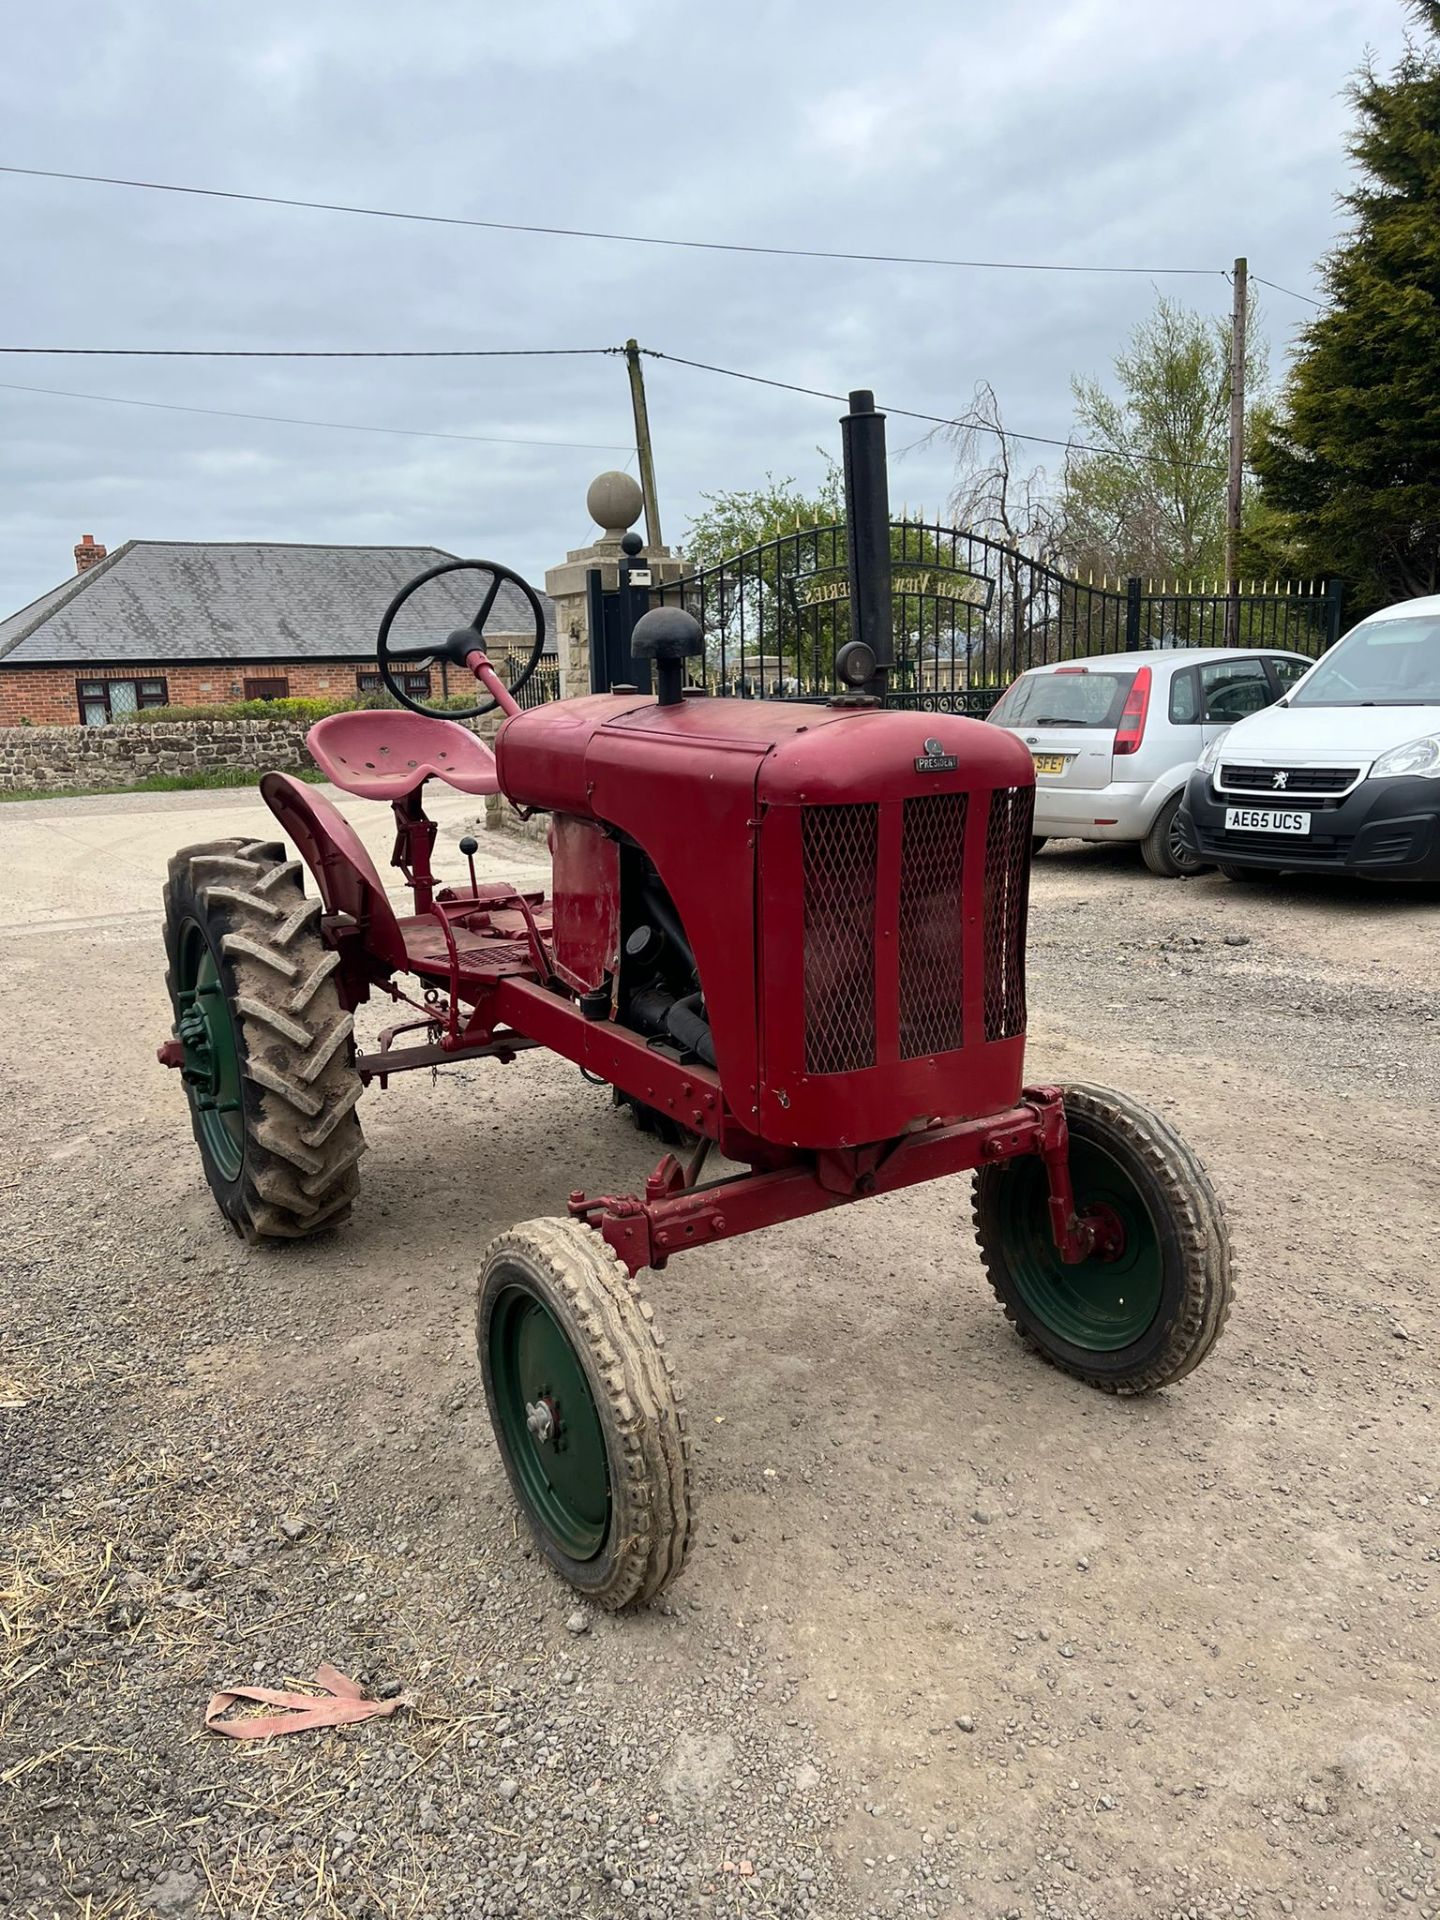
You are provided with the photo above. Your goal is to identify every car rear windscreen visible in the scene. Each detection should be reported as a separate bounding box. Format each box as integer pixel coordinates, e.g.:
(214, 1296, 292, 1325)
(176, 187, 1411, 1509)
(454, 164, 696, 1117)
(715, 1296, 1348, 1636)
(989, 670, 1136, 729)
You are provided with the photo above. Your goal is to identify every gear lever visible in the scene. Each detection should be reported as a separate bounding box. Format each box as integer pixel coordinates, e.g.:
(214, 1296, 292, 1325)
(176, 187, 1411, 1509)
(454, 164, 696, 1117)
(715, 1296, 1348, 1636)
(459, 833, 480, 896)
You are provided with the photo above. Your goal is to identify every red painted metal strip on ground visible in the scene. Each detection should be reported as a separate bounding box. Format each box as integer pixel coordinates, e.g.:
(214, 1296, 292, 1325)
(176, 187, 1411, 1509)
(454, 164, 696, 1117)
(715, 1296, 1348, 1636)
(204, 1663, 409, 1740)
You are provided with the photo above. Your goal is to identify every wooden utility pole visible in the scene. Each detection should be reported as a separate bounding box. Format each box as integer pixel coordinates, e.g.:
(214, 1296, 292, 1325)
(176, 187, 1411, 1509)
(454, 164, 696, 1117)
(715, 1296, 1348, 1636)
(1225, 256, 1247, 646)
(624, 339, 663, 550)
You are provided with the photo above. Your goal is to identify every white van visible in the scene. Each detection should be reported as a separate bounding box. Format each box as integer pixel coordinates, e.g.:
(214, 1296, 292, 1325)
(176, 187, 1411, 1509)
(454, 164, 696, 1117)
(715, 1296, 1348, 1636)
(1179, 594, 1440, 880)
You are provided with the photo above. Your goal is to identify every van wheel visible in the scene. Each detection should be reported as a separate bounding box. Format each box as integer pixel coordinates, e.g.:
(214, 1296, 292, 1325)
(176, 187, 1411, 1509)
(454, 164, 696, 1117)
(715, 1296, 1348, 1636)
(1031, 836, 1048, 857)
(1217, 862, 1265, 883)
(1141, 795, 1204, 879)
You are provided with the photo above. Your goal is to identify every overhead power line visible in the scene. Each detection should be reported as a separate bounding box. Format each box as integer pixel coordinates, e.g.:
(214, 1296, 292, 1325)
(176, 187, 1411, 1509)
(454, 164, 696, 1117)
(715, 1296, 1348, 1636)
(0, 343, 617, 359)
(1251, 274, 1322, 309)
(639, 349, 1242, 475)
(0, 163, 1224, 279)
(0, 334, 1250, 477)
(0, 380, 635, 453)
(0, 339, 1241, 477)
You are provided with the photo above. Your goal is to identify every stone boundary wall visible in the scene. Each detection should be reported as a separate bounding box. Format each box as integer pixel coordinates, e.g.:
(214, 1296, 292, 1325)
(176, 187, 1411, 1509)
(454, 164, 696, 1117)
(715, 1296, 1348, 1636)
(483, 790, 552, 845)
(0, 717, 319, 792)
(0, 714, 564, 856)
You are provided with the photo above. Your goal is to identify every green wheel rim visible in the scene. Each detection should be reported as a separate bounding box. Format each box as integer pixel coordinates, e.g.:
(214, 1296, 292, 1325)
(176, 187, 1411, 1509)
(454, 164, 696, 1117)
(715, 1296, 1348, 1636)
(994, 1138, 1164, 1351)
(175, 919, 245, 1183)
(488, 1281, 611, 1560)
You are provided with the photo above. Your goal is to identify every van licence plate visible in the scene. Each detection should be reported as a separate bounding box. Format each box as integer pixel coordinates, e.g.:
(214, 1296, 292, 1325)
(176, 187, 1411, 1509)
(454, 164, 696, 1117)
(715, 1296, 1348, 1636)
(1224, 807, 1311, 835)
(1031, 753, 1071, 775)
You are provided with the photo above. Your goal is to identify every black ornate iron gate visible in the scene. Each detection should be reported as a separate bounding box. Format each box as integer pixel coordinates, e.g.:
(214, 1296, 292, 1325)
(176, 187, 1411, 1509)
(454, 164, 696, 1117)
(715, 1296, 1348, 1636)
(648, 527, 1343, 713)
(594, 390, 1344, 707)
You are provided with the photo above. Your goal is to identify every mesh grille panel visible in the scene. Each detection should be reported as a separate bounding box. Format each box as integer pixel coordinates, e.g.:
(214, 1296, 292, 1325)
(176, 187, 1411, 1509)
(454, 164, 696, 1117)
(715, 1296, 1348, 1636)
(1221, 764, 1358, 795)
(983, 785, 1033, 1042)
(802, 803, 878, 1074)
(899, 792, 967, 1058)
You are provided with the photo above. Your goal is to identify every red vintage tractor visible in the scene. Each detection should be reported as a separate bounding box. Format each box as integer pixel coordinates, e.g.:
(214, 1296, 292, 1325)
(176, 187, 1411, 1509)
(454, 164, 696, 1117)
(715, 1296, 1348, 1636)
(160, 554, 1232, 1609)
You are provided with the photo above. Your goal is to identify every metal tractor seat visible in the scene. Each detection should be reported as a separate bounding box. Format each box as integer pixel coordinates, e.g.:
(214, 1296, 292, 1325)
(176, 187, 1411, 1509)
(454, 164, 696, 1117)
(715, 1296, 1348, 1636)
(306, 710, 498, 801)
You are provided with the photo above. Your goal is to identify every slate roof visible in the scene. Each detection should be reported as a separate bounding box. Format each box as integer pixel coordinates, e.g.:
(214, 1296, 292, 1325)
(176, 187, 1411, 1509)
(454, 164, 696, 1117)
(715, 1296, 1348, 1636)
(0, 541, 556, 667)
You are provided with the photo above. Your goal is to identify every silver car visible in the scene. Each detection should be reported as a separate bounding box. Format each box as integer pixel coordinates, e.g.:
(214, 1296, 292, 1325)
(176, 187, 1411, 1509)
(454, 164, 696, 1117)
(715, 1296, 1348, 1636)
(987, 648, 1311, 876)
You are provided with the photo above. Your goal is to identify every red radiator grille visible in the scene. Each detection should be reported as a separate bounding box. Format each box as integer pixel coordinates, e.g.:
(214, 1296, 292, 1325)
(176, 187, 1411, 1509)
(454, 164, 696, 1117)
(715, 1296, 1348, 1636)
(899, 791, 967, 1058)
(983, 785, 1033, 1042)
(801, 802, 878, 1074)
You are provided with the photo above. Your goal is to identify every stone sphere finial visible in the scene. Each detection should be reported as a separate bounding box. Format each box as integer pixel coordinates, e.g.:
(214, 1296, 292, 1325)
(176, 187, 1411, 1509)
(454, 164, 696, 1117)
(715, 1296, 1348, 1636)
(586, 470, 644, 539)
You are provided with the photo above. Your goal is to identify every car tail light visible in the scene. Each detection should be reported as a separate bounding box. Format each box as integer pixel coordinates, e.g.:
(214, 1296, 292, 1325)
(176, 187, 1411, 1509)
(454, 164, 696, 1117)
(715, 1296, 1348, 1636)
(1113, 666, 1152, 756)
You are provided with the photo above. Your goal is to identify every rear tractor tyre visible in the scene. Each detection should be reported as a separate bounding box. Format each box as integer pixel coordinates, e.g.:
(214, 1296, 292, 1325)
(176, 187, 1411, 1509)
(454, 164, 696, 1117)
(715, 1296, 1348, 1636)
(1141, 794, 1205, 879)
(162, 837, 365, 1241)
(478, 1217, 691, 1609)
(971, 1083, 1232, 1393)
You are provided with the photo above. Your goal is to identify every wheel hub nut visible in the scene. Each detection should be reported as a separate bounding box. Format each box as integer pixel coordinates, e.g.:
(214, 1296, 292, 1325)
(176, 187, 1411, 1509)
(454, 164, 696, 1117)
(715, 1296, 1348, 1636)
(177, 1005, 215, 1093)
(525, 1398, 556, 1445)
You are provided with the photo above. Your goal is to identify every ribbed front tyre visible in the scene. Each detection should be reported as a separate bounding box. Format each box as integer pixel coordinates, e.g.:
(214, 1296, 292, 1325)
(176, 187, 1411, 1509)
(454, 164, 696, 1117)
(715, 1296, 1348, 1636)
(478, 1218, 691, 1608)
(163, 838, 365, 1240)
(972, 1084, 1232, 1392)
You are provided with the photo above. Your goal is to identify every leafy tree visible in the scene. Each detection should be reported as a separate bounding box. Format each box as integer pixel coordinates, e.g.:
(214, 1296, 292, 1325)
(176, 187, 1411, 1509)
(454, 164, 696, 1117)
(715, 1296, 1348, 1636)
(680, 466, 845, 690)
(1061, 297, 1266, 583)
(681, 465, 844, 571)
(1253, 4, 1440, 615)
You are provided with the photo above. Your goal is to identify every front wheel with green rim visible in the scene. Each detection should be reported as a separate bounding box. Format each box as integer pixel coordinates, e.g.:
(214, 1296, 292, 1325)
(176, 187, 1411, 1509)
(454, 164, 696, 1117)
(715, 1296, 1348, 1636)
(972, 1084, 1233, 1392)
(478, 1218, 691, 1609)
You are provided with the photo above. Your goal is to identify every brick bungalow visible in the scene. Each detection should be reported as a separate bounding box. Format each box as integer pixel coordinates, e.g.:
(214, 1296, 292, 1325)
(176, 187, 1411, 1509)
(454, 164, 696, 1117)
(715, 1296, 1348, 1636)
(0, 535, 556, 726)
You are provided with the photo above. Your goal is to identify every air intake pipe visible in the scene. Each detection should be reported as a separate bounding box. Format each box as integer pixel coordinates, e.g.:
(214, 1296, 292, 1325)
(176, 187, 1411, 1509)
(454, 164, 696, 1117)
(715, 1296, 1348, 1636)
(665, 991, 716, 1068)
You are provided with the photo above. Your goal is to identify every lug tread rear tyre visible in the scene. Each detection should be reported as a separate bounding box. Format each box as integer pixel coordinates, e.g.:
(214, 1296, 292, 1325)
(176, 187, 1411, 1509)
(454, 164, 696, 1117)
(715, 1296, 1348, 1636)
(972, 1083, 1233, 1394)
(163, 837, 365, 1241)
(479, 1217, 691, 1609)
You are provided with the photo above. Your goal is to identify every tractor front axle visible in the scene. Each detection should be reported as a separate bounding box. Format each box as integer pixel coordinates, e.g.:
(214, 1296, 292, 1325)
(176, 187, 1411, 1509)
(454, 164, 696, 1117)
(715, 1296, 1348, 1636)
(568, 1087, 1119, 1274)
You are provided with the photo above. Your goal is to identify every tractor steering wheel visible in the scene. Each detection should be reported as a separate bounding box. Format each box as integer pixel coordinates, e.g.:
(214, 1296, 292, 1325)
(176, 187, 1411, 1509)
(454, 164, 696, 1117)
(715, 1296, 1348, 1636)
(376, 558, 548, 720)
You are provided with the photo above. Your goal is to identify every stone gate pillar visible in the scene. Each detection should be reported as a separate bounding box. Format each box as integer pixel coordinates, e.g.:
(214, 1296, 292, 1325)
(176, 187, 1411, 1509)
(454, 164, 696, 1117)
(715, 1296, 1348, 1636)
(545, 472, 684, 696)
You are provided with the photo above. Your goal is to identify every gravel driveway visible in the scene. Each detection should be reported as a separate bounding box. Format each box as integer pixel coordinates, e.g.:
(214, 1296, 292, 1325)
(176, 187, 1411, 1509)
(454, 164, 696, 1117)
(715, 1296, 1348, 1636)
(2, 791, 1436, 1920)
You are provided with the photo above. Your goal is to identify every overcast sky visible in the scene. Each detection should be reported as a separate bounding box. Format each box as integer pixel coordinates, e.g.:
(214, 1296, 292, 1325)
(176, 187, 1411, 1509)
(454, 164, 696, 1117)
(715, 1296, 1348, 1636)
(0, 0, 1411, 620)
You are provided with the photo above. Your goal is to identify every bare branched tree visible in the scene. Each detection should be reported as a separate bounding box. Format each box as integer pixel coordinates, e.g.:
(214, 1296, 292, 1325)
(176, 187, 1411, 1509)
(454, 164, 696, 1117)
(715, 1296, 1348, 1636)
(904, 384, 1085, 681)
(935, 383, 1069, 564)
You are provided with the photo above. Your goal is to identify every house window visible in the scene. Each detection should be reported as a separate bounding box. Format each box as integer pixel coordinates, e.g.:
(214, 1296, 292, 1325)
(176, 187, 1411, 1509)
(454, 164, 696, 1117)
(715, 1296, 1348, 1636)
(357, 667, 431, 697)
(77, 676, 168, 725)
(243, 676, 290, 702)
